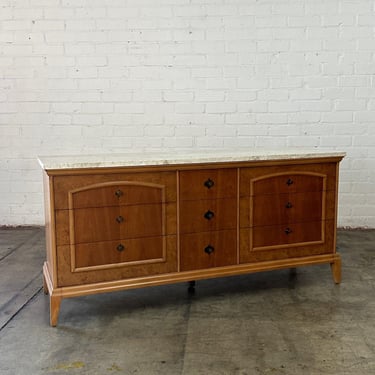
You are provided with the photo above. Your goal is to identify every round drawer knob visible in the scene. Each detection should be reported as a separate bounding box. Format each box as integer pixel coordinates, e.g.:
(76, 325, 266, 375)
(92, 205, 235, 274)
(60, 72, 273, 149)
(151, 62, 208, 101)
(204, 245, 215, 254)
(204, 210, 215, 220)
(117, 244, 125, 252)
(116, 215, 124, 223)
(115, 189, 123, 198)
(284, 227, 292, 235)
(286, 178, 294, 186)
(285, 202, 293, 209)
(204, 178, 214, 189)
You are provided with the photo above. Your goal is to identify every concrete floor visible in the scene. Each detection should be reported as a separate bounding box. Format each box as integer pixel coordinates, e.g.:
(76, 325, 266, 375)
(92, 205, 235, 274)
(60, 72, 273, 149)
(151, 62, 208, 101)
(0, 227, 374, 375)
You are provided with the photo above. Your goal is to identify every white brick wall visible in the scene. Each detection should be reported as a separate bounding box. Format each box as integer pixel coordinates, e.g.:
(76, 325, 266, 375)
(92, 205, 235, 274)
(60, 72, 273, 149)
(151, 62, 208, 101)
(1, 0, 374, 227)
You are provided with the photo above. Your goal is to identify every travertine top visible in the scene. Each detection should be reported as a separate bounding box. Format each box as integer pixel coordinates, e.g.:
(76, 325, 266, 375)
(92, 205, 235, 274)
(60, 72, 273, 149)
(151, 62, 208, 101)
(38, 149, 346, 170)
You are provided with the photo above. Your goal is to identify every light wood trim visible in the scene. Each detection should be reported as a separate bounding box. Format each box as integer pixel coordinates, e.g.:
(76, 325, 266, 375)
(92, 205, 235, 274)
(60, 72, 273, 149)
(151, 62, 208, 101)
(45, 254, 341, 300)
(43, 172, 58, 287)
(333, 162, 340, 254)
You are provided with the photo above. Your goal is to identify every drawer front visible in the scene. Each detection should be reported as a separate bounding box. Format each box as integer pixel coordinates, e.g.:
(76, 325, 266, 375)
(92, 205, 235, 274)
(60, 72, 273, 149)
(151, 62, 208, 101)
(240, 163, 337, 197)
(252, 221, 323, 248)
(179, 198, 237, 234)
(56, 235, 177, 286)
(71, 183, 167, 209)
(180, 230, 237, 271)
(179, 169, 237, 201)
(74, 236, 165, 269)
(55, 203, 177, 245)
(240, 191, 335, 228)
(240, 220, 335, 263)
(251, 174, 324, 195)
(53, 171, 176, 209)
(73, 204, 164, 243)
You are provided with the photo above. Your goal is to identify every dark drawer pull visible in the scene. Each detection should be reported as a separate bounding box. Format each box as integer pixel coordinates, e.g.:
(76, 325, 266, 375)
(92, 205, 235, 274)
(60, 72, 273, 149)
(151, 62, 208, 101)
(286, 178, 294, 186)
(115, 189, 123, 198)
(117, 244, 125, 252)
(284, 227, 292, 235)
(204, 178, 214, 189)
(204, 210, 215, 220)
(285, 202, 293, 209)
(204, 245, 215, 254)
(116, 215, 124, 223)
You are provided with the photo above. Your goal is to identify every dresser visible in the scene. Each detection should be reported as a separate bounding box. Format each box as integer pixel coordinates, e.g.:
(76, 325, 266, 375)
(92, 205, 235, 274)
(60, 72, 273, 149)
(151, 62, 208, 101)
(39, 150, 345, 326)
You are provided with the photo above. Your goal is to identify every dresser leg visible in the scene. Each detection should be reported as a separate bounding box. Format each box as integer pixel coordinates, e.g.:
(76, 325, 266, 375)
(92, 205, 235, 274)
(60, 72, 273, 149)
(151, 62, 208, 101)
(50, 295, 62, 327)
(187, 280, 196, 294)
(43, 274, 49, 295)
(330, 256, 341, 284)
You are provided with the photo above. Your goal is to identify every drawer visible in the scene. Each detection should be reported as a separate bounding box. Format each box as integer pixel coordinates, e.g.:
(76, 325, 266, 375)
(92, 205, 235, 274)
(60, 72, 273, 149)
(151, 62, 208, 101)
(74, 236, 165, 269)
(240, 163, 337, 197)
(55, 202, 177, 245)
(179, 198, 237, 234)
(239, 220, 335, 263)
(179, 169, 237, 201)
(53, 171, 176, 209)
(180, 229, 237, 271)
(56, 235, 177, 286)
(251, 221, 323, 249)
(240, 191, 336, 228)
(251, 174, 324, 195)
(71, 183, 168, 209)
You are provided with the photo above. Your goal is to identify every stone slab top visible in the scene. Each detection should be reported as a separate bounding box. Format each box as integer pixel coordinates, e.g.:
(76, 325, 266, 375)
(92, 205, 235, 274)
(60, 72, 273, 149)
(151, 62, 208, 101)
(38, 148, 346, 170)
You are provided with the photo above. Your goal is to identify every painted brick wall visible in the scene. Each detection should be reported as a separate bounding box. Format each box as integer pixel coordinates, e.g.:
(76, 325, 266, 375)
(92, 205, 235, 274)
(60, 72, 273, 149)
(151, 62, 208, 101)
(1, 0, 374, 227)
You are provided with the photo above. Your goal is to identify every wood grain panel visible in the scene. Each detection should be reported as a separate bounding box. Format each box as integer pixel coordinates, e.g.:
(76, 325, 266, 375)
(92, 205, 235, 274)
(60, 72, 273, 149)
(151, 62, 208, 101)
(240, 163, 337, 197)
(251, 174, 324, 195)
(253, 191, 326, 227)
(73, 204, 163, 243)
(180, 230, 237, 271)
(71, 183, 165, 209)
(55, 203, 177, 245)
(252, 221, 323, 248)
(53, 171, 176, 209)
(57, 235, 177, 286)
(179, 198, 237, 234)
(74, 236, 165, 269)
(179, 169, 237, 201)
(239, 220, 335, 263)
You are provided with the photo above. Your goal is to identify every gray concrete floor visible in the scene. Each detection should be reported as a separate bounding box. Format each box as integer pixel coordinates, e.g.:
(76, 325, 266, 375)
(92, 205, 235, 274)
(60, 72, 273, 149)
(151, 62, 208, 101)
(0, 227, 374, 375)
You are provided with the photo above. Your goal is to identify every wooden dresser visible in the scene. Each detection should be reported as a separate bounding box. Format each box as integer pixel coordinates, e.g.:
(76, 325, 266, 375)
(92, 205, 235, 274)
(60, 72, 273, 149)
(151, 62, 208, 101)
(39, 150, 345, 326)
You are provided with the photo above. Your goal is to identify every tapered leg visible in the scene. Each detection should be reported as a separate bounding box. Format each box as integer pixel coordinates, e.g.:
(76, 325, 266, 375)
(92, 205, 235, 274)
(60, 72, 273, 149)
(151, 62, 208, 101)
(43, 274, 49, 295)
(50, 295, 62, 327)
(330, 256, 342, 284)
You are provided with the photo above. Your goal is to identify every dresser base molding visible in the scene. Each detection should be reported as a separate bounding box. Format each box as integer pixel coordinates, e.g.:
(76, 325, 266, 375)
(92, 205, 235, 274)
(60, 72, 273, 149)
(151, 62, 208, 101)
(43, 253, 341, 327)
